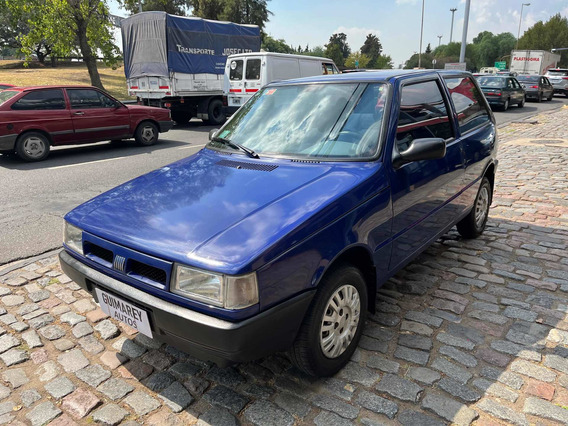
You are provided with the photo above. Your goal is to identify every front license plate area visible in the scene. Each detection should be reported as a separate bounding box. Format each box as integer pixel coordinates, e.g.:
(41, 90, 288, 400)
(95, 288, 153, 338)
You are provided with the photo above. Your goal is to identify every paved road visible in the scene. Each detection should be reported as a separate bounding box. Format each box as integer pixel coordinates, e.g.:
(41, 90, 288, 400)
(0, 110, 566, 424)
(0, 95, 566, 266)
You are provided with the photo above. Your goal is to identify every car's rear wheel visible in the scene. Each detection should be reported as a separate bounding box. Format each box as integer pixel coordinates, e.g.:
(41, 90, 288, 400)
(205, 99, 226, 125)
(134, 121, 159, 146)
(502, 98, 509, 111)
(547, 93, 553, 101)
(518, 97, 525, 108)
(15, 132, 50, 162)
(289, 264, 367, 377)
(457, 177, 492, 239)
(537, 92, 542, 103)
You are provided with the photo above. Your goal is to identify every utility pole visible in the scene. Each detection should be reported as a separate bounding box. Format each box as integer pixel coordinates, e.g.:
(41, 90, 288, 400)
(138, 0, 143, 13)
(437, 35, 443, 47)
(516, 3, 530, 50)
(459, 0, 470, 64)
(418, 0, 425, 68)
(449, 8, 457, 43)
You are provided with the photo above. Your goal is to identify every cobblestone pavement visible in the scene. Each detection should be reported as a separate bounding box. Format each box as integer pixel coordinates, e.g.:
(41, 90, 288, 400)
(0, 107, 567, 425)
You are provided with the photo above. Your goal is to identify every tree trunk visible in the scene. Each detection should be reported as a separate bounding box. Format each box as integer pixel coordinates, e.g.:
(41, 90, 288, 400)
(76, 19, 104, 89)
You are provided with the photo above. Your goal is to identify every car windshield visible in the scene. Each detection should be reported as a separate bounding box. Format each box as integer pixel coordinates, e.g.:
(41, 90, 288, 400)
(547, 70, 568, 76)
(517, 76, 539, 82)
(477, 77, 505, 88)
(0, 90, 18, 105)
(210, 82, 388, 159)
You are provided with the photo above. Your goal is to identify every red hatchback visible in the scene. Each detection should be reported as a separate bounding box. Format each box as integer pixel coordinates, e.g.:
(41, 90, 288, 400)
(0, 85, 174, 161)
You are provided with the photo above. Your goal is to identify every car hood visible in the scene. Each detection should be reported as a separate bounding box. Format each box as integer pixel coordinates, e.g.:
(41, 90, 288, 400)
(66, 149, 381, 274)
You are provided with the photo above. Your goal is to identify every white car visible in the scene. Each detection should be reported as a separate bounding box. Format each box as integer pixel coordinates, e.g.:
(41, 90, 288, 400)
(545, 68, 568, 97)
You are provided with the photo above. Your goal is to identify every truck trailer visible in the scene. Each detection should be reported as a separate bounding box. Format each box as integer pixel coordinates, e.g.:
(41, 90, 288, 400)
(509, 50, 561, 76)
(121, 12, 260, 125)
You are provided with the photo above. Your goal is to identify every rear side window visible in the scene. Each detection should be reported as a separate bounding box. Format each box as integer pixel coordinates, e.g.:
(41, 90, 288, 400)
(229, 60, 243, 80)
(0, 90, 19, 105)
(445, 77, 490, 134)
(245, 59, 261, 80)
(396, 80, 453, 152)
(11, 89, 66, 110)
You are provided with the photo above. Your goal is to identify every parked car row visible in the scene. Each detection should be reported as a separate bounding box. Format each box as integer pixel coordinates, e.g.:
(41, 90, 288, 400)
(0, 85, 173, 161)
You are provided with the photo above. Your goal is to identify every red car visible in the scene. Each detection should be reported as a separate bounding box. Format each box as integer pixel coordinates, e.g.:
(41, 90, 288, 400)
(0, 85, 174, 161)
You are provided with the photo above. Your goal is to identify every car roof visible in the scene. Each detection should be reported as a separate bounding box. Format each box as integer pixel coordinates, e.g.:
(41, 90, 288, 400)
(5, 85, 98, 92)
(271, 69, 471, 85)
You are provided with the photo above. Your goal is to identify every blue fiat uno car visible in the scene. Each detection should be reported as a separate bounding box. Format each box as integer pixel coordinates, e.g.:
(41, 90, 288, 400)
(60, 70, 497, 376)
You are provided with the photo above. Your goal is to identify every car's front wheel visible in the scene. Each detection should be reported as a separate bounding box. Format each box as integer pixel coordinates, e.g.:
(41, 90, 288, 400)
(290, 264, 367, 377)
(518, 97, 525, 108)
(134, 121, 159, 146)
(15, 132, 50, 162)
(457, 176, 492, 239)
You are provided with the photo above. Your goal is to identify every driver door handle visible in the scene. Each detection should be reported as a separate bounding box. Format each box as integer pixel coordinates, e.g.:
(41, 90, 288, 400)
(73, 111, 85, 116)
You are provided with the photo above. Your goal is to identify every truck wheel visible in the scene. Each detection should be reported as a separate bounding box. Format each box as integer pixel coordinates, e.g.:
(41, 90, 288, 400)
(16, 132, 50, 162)
(205, 99, 226, 125)
(456, 177, 492, 239)
(134, 121, 159, 146)
(289, 264, 367, 377)
(171, 111, 191, 125)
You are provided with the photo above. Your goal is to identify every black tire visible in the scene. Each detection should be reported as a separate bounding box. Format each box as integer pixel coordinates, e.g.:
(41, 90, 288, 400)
(547, 93, 553, 101)
(134, 121, 159, 146)
(15, 132, 50, 162)
(502, 98, 509, 111)
(171, 111, 191, 125)
(518, 97, 525, 108)
(205, 99, 226, 125)
(457, 177, 492, 239)
(289, 264, 368, 377)
(537, 92, 542, 103)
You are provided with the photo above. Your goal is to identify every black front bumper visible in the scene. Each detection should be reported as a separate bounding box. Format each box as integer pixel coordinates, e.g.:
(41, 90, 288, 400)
(59, 250, 314, 366)
(158, 120, 175, 133)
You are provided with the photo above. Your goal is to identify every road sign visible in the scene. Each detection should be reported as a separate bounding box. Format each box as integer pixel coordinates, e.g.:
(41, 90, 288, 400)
(494, 61, 507, 70)
(444, 62, 467, 71)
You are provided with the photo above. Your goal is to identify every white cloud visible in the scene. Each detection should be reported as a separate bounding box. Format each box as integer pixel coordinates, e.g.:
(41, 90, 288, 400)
(332, 26, 383, 52)
(395, 0, 419, 4)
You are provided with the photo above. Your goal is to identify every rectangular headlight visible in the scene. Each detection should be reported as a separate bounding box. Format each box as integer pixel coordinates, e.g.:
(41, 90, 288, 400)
(64, 221, 83, 255)
(172, 264, 258, 309)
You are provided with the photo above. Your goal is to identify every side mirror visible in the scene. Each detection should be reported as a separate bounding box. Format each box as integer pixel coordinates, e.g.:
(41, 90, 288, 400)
(392, 138, 446, 169)
(209, 128, 219, 141)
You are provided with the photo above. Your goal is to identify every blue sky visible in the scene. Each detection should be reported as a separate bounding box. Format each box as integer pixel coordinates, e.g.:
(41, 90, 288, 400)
(109, 0, 568, 67)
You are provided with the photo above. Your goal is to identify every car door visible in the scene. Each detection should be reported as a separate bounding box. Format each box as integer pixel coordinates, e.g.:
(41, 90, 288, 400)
(444, 75, 496, 209)
(66, 88, 130, 143)
(388, 77, 465, 271)
(542, 77, 553, 98)
(243, 57, 262, 96)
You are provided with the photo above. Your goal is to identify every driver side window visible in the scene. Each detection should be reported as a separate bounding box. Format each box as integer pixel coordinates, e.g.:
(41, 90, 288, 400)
(395, 80, 453, 153)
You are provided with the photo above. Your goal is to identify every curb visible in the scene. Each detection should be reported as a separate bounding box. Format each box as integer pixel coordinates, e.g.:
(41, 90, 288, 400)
(0, 248, 62, 277)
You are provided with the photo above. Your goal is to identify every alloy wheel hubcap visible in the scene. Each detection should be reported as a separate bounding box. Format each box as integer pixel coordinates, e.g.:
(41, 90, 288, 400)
(475, 186, 489, 228)
(141, 126, 155, 143)
(320, 284, 361, 358)
(23, 137, 46, 158)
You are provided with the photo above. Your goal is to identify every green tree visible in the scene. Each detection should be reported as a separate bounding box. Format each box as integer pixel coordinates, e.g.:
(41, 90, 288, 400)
(261, 35, 293, 53)
(304, 45, 325, 57)
(518, 13, 568, 67)
(345, 52, 370, 69)
(189, 0, 272, 34)
(374, 54, 393, 69)
(325, 32, 350, 67)
(425, 42, 432, 54)
(118, 0, 188, 15)
(360, 33, 383, 68)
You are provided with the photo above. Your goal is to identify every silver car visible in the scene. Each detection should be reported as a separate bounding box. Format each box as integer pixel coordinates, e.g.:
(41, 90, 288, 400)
(545, 68, 568, 97)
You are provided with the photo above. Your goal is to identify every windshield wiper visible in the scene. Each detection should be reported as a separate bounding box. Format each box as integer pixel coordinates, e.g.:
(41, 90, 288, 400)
(211, 137, 259, 159)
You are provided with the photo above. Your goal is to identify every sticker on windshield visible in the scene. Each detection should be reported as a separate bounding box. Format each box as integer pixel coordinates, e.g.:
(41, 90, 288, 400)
(265, 89, 277, 95)
(219, 130, 230, 138)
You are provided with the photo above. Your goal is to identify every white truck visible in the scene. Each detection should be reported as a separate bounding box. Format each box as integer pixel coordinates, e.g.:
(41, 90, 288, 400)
(509, 50, 561, 75)
(223, 53, 339, 114)
(121, 12, 260, 125)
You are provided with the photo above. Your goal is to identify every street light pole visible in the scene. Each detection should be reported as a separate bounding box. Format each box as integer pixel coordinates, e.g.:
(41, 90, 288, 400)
(449, 8, 457, 43)
(418, 0, 425, 68)
(459, 0, 470, 64)
(437, 35, 443, 47)
(516, 3, 530, 50)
